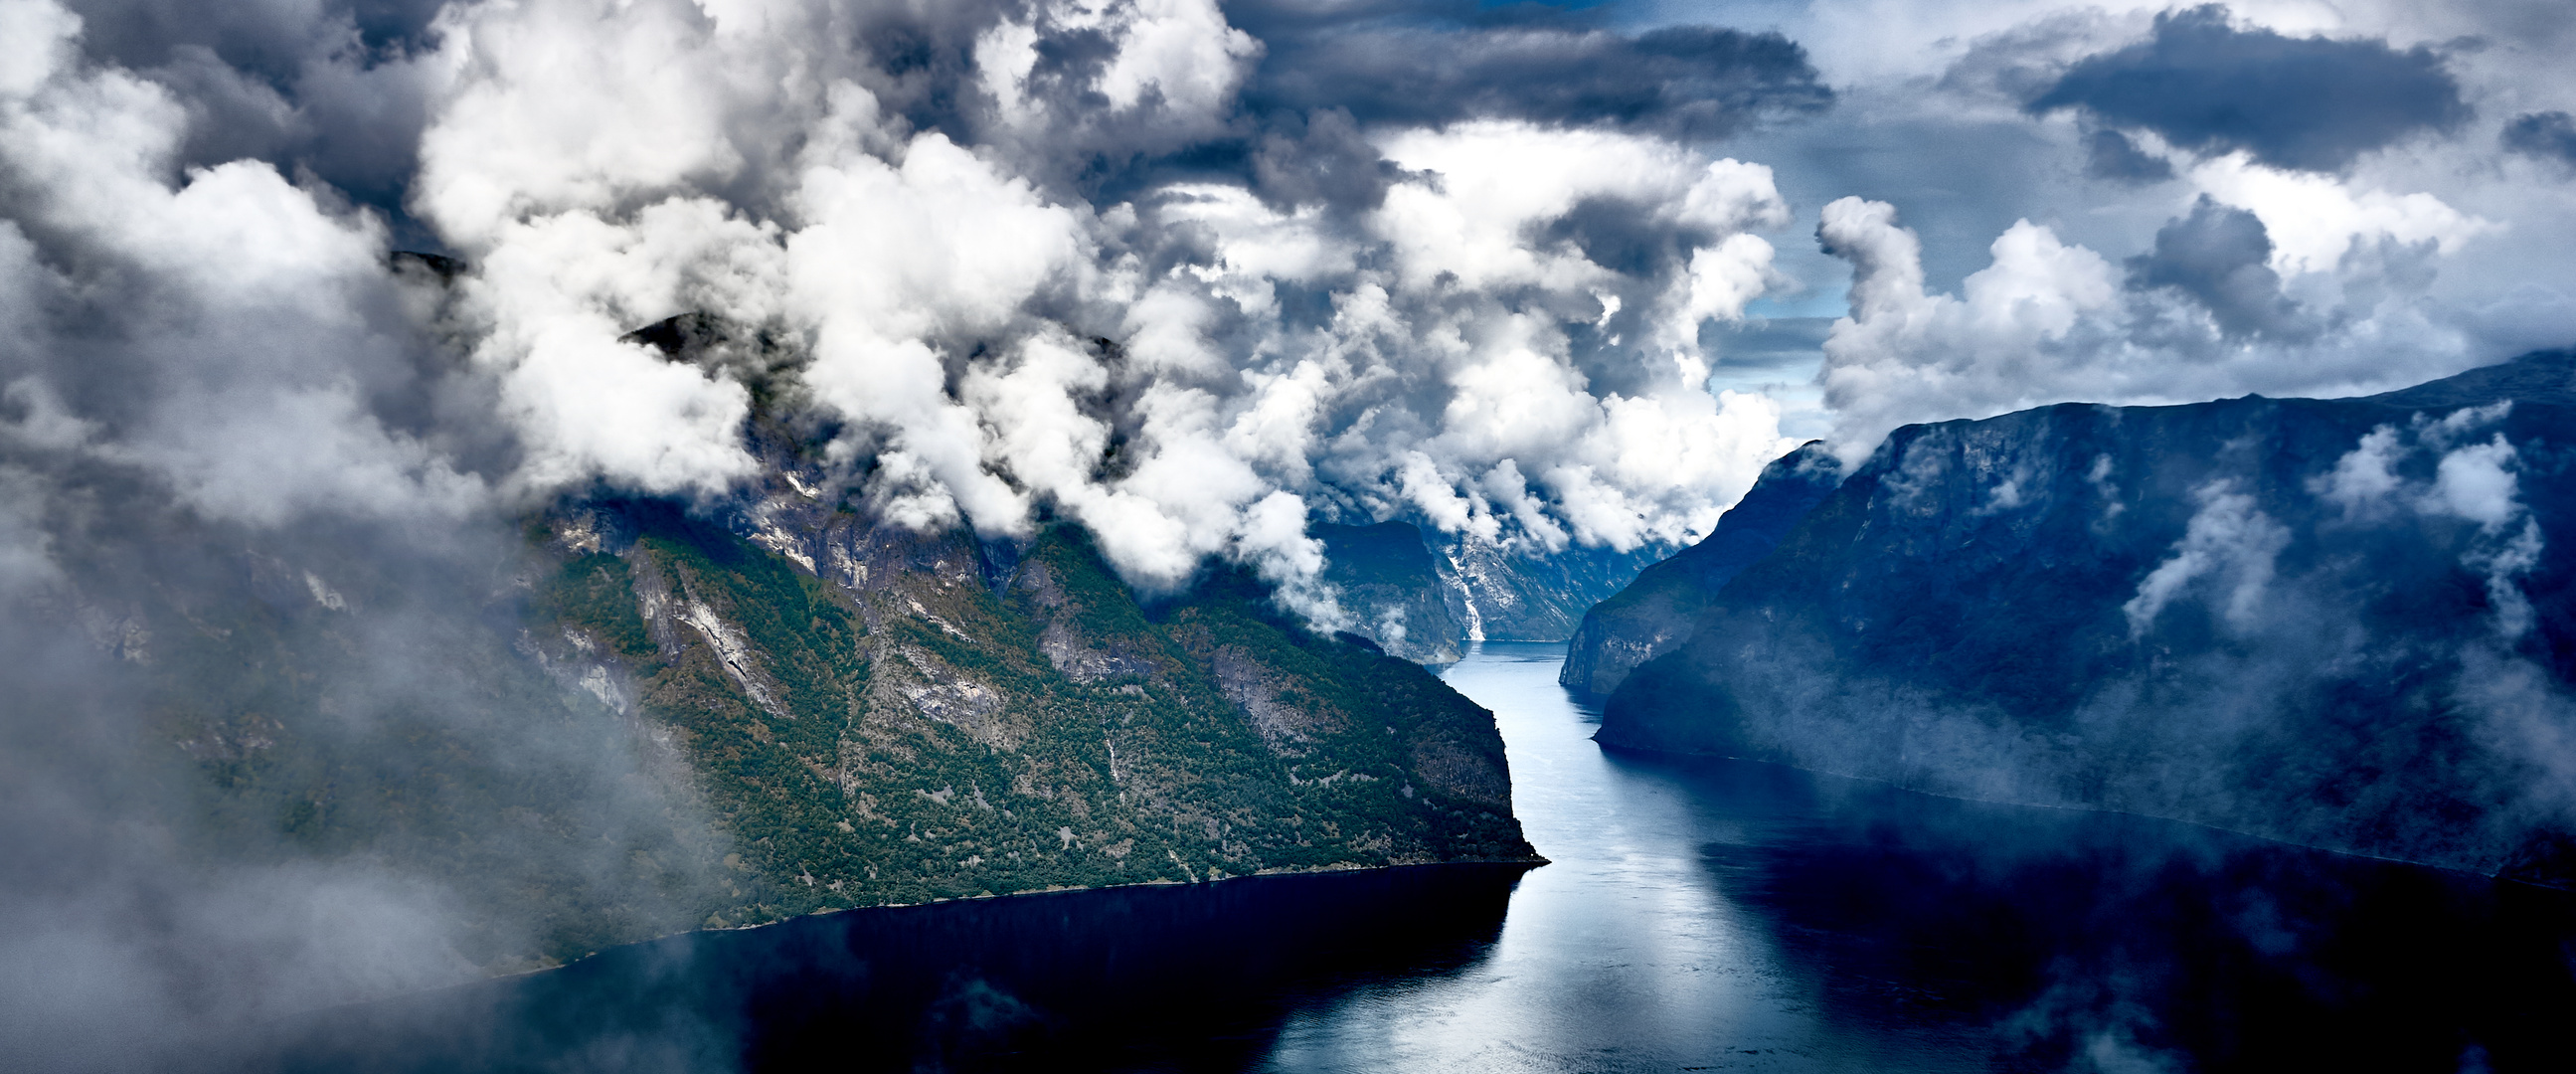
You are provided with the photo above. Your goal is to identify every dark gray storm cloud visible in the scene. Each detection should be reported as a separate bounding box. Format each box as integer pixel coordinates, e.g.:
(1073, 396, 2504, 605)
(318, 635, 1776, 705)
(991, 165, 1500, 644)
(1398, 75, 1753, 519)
(31, 0, 1839, 258)
(2027, 5, 2468, 173)
(1065, 1, 1834, 216)
(60, 0, 446, 245)
(1248, 106, 1405, 210)
(66, 0, 445, 70)
(2082, 127, 2174, 185)
(1228, 0, 1831, 142)
(2503, 111, 2576, 170)
(2126, 195, 2310, 341)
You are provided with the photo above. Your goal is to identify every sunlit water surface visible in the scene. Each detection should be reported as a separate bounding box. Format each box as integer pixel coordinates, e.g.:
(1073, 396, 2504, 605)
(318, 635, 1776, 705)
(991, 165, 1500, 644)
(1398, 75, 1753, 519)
(246, 642, 2576, 1073)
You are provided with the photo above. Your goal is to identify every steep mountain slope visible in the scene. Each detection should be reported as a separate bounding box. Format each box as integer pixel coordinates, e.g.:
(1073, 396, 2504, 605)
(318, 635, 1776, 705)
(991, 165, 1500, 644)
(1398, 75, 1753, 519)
(524, 493, 1536, 926)
(1559, 442, 1841, 697)
(1602, 349, 2576, 879)
(488, 315, 1539, 939)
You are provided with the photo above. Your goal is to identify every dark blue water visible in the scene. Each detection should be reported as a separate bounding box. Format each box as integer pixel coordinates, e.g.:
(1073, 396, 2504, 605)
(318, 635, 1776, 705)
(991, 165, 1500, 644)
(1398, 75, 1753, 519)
(243, 643, 2576, 1072)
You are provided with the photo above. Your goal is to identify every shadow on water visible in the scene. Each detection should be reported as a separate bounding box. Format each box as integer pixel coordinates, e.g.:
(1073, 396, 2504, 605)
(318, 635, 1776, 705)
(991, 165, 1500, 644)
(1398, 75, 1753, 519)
(235, 864, 1529, 1074)
(1613, 750, 2576, 1073)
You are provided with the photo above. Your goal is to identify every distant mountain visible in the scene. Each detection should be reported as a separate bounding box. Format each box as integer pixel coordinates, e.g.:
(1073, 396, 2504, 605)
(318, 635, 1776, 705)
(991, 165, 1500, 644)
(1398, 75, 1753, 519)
(1315, 521, 1464, 664)
(1432, 532, 1672, 643)
(1318, 519, 1668, 661)
(1559, 442, 1840, 698)
(1601, 349, 2576, 881)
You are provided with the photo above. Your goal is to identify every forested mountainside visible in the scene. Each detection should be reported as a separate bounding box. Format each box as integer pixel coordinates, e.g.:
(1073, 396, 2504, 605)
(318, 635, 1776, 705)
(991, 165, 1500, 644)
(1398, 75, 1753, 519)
(523, 497, 1535, 934)
(1559, 442, 1840, 697)
(1601, 350, 2576, 881)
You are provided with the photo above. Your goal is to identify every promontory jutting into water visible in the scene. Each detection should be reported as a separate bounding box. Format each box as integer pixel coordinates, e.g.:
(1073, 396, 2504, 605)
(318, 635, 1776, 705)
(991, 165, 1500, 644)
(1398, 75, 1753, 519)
(250, 643, 2576, 1073)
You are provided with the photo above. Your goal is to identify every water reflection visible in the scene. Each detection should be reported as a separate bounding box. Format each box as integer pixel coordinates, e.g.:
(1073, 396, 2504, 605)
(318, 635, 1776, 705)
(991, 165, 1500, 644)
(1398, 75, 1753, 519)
(238, 642, 2575, 1072)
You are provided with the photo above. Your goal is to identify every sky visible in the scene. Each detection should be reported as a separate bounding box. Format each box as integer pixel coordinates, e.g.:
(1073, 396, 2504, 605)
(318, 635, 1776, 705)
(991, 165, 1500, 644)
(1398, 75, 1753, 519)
(2, 0, 2572, 598)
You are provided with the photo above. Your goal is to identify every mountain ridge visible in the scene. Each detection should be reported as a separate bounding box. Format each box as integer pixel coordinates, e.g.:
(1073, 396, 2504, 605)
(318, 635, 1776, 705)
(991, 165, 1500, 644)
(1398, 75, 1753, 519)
(1597, 348, 2576, 880)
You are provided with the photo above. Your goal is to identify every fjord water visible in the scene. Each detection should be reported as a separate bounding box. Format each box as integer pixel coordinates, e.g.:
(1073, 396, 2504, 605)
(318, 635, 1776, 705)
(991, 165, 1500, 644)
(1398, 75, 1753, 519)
(258, 643, 2575, 1073)
(1263, 642, 1986, 1072)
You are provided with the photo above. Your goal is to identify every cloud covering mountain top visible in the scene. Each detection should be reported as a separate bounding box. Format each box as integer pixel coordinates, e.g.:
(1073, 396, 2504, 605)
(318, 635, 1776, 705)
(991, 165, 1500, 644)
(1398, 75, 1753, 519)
(0, 0, 1860, 620)
(7, 0, 2573, 602)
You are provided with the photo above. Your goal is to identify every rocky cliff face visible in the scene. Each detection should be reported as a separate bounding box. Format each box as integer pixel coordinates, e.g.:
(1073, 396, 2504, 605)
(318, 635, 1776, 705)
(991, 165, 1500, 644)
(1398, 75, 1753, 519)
(1559, 443, 1841, 698)
(1602, 350, 2576, 880)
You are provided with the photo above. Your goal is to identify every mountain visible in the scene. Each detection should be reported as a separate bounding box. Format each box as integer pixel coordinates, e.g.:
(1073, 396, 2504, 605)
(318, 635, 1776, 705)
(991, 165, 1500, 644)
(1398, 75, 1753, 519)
(14, 313, 1536, 981)
(524, 490, 1536, 935)
(1600, 349, 2576, 881)
(1559, 442, 1841, 697)
(505, 315, 1538, 939)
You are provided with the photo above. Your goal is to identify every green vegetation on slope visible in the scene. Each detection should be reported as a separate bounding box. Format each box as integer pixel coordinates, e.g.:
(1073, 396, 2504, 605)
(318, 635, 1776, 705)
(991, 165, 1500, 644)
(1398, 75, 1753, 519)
(527, 506, 1534, 932)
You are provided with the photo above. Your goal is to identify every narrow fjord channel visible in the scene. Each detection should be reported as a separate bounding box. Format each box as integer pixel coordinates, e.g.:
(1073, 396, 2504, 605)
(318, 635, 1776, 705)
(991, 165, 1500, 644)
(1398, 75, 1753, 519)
(1260, 641, 1990, 1073)
(256, 643, 2575, 1073)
